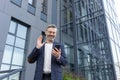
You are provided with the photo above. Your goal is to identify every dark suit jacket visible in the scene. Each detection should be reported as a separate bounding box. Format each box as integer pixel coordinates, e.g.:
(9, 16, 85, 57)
(28, 42, 67, 80)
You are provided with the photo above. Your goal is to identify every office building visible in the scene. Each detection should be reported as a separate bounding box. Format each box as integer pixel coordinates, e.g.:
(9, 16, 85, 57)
(0, 0, 58, 80)
(59, 0, 120, 80)
(0, 0, 120, 80)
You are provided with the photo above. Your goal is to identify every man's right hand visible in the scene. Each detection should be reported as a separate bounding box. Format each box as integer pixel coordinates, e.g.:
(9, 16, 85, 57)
(36, 36, 45, 49)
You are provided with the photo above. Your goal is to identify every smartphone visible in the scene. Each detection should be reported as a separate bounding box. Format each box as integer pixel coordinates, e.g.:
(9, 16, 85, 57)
(41, 31, 46, 43)
(54, 45, 61, 50)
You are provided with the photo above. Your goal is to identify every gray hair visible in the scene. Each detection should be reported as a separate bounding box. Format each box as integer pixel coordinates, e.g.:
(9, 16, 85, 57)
(46, 24, 57, 31)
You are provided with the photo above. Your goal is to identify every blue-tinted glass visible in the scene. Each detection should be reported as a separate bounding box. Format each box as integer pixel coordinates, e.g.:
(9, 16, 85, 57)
(12, 48, 24, 66)
(9, 21, 16, 34)
(64, 44, 71, 63)
(6, 34, 15, 45)
(17, 24, 27, 39)
(2, 45, 13, 64)
(27, 4, 36, 15)
(11, 0, 22, 6)
(15, 37, 25, 48)
(41, 13, 47, 21)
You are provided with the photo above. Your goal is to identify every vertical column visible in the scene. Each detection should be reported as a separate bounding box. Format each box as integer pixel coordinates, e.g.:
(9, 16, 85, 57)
(71, 0, 79, 75)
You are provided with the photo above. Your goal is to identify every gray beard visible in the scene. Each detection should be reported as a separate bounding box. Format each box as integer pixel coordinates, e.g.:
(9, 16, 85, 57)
(47, 37, 55, 42)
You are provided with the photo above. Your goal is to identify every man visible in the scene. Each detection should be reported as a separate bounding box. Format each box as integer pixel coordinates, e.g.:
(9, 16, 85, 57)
(28, 24, 67, 80)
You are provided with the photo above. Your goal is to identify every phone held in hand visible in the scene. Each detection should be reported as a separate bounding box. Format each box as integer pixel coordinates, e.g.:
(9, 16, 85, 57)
(54, 45, 61, 51)
(41, 31, 46, 43)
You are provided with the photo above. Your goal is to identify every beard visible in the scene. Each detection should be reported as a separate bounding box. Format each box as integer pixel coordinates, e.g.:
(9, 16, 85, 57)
(46, 36, 55, 42)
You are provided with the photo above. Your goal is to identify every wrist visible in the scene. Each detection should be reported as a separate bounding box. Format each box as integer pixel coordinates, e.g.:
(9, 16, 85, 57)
(36, 46, 40, 49)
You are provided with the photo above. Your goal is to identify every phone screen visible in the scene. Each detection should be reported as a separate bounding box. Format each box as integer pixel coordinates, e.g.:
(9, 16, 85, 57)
(41, 31, 46, 43)
(54, 45, 60, 50)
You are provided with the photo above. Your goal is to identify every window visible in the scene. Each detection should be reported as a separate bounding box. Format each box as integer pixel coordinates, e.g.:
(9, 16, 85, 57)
(64, 44, 74, 71)
(27, 0, 36, 15)
(10, 0, 22, 6)
(28, 0, 36, 6)
(40, 0, 48, 21)
(1, 20, 28, 71)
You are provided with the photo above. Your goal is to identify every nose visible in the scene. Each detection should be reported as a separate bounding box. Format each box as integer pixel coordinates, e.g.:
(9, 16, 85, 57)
(49, 32, 55, 35)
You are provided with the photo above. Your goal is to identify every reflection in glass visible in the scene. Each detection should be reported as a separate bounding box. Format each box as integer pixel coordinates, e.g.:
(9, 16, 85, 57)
(6, 34, 15, 45)
(116, 46, 120, 64)
(9, 72, 20, 80)
(28, 0, 33, 4)
(28, 0, 36, 6)
(64, 44, 74, 71)
(15, 37, 25, 48)
(41, 0, 48, 21)
(2, 78, 8, 80)
(1, 20, 28, 80)
(77, 50, 82, 65)
(41, 13, 47, 21)
(9, 21, 16, 34)
(11, 66, 22, 69)
(17, 24, 27, 39)
(64, 44, 71, 63)
(10, 0, 22, 6)
(12, 48, 24, 66)
(1, 64, 10, 70)
(110, 40, 118, 63)
(2, 45, 13, 64)
(27, 3, 36, 15)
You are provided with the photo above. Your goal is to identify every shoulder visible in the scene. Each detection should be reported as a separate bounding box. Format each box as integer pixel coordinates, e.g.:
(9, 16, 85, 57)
(53, 42, 65, 49)
(54, 42, 63, 45)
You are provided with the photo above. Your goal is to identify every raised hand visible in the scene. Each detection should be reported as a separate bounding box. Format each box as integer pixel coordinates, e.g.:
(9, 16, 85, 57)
(36, 36, 45, 49)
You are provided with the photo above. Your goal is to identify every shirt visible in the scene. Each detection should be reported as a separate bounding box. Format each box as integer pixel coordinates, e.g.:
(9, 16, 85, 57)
(43, 43, 53, 73)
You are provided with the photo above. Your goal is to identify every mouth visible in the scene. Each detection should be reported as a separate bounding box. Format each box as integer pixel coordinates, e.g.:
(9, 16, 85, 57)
(47, 36, 55, 40)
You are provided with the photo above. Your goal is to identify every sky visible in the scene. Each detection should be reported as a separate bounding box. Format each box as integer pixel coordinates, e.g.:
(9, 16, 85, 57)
(114, 0, 120, 23)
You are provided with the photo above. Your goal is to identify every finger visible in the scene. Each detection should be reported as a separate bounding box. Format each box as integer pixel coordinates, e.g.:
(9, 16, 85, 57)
(54, 48, 59, 52)
(52, 49, 60, 57)
(54, 48, 61, 55)
(52, 50, 57, 55)
(38, 36, 43, 41)
(52, 49, 58, 53)
(52, 52, 58, 58)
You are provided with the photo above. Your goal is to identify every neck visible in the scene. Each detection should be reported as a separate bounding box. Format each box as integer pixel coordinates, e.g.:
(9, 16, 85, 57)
(46, 39, 54, 43)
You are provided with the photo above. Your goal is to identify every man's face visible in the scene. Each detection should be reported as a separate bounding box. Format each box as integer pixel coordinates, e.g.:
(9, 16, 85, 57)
(45, 27, 57, 42)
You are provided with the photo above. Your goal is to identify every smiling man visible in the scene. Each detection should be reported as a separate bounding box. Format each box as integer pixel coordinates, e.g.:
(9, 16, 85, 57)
(28, 24, 67, 80)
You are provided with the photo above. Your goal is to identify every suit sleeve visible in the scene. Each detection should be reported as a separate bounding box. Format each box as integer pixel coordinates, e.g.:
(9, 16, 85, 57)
(28, 47, 40, 63)
(57, 44, 67, 66)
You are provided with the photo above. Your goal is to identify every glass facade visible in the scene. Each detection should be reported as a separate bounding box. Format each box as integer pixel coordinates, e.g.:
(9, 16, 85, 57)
(60, 0, 120, 80)
(1, 20, 28, 80)
(103, 0, 120, 79)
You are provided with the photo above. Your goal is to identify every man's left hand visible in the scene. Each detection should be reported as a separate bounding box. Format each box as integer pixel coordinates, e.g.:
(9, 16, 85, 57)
(52, 48, 61, 59)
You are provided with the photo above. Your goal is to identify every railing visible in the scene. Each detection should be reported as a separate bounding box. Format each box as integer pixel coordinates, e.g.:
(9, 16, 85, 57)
(0, 69, 22, 80)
